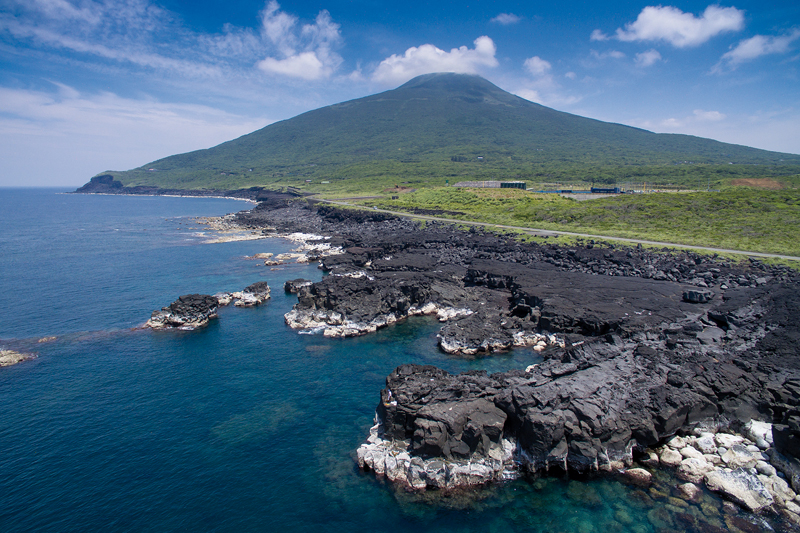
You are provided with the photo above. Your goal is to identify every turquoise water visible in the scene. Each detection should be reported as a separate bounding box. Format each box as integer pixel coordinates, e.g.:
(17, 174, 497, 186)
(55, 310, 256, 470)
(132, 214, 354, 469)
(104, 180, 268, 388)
(0, 189, 776, 532)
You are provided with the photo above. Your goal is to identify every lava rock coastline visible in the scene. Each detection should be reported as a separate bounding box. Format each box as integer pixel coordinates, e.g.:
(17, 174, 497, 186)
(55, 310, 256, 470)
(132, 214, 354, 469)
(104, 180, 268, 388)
(91, 187, 800, 522)
(231, 193, 800, 512)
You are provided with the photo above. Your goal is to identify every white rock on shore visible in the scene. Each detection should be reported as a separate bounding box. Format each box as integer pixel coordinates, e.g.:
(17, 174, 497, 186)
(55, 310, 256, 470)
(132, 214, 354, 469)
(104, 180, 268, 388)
(256, 232, 344, 265)
(145, 312, 214, 330)
(0, 349, 35, 367)
(193, 214, 267, 243)
(283, 289, 565, 354)
(356, 421, 516, 490)
(285, 301, 472, 339)
(649, 422, 800, 520)
(705, 468, 774, 512)
(215, 282, 272, 308)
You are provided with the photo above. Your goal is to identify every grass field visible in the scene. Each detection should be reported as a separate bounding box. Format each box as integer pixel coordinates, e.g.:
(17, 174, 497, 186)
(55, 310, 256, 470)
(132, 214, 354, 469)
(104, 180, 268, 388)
(360, 186, 800, 257)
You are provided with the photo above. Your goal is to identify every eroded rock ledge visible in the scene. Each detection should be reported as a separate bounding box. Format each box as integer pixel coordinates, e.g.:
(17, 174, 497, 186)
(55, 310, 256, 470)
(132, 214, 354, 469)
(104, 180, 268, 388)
(145, 282, 271, 330)
(145, 294, 220, 330)
(356, 282, 800, 518)
(230, 194, 797, 357)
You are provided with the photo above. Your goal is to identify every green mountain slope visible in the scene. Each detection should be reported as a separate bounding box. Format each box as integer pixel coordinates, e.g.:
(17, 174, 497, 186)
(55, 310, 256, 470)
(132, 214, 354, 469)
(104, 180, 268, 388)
(94, 73, 800, 190)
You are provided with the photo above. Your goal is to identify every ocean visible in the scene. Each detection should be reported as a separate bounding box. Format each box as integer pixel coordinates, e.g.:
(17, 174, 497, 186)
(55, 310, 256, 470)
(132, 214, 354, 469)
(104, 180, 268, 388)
(0, 188, 777, 532)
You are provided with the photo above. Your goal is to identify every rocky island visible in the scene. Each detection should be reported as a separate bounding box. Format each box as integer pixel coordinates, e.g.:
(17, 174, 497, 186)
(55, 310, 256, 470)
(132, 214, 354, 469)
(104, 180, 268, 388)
(145, 282, 272, 330)
(227, 192, 800, 524)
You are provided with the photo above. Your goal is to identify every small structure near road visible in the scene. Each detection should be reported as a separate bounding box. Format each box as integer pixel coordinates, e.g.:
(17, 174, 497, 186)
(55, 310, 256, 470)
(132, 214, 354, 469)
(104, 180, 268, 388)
(454, 180, 526, 190)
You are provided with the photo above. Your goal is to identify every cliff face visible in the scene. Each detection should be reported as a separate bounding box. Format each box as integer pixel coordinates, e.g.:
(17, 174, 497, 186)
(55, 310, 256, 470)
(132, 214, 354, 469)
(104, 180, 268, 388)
(74, 174, 123, 193)
(356, 284, 800, 523)
(74, 179, 299, 202)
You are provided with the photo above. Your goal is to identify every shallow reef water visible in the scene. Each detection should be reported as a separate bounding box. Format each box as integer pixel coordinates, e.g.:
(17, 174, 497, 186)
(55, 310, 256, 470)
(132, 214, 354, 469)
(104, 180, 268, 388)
(0, 189, 787, 532)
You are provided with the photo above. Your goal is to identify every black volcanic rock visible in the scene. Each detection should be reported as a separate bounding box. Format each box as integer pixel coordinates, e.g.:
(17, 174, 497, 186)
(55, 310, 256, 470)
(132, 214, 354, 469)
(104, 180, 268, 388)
(284, 278, 313, 294)
(145, 294, 219, 330)
(229, 196, 800, 492)
(234, 281, 271, 307)
(372, 290, 791, 477)
(684, 289, 715, 303)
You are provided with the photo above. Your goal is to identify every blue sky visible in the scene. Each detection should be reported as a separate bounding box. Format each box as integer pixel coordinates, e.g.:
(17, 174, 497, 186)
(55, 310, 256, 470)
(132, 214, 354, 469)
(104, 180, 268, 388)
(1, 0, 798, 186)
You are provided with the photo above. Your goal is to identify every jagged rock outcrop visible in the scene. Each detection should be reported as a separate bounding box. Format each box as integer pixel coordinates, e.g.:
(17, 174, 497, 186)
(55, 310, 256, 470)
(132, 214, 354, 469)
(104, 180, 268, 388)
(683, 289, 715, 303)
(357, 280, 800, 494)
(284, 278, 313, 293)
(75, 181, 294, 202)
(215, 281, 272, 307)
(233, 281, 271, 307)
(145, 294, 219, 330)
(74, 174, 123, 193)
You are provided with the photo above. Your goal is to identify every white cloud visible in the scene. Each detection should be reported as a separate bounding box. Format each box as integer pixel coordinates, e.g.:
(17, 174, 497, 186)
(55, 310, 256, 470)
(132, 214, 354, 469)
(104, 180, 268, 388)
(590, 49, 626, 60)
(515, 88, 582, 107)
(614, 5, 744, 48)
(260, 0, 299, 57)
(660, 117, 682, 128)
(372, 36, 498, 85)
(590, 29, 609, 42)
(346, 67, 366, 82)
(0, 0, 237, 79)
(491, 13, 521, 25)
(515, 89, 544, 104)
(0, 85, 267, 186)
(2, 18, 225, 78)
(524, 56, 551, 76)
(28, 0, 102, 24)
(257, 3, 343, 80)
(635, 49, 662, 67)
(258, 51, 330, 80)
(516, 56, 582, 108)
(717, 28, 800, 68)
(693, 109, 726, 122)
(1, 0, 344, 81)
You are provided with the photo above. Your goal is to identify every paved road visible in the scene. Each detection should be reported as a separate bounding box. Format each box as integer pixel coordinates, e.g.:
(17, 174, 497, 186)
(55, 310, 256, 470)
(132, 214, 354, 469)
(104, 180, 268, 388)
(320, 199, 800, 262)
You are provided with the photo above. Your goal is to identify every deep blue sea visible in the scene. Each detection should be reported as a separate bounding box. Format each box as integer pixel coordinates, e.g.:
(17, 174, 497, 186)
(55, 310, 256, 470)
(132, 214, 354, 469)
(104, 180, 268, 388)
(0, 189, 778, 532)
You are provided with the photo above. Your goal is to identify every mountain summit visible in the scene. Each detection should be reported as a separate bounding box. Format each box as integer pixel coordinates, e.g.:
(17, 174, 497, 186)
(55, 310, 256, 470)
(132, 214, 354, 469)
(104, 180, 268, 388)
(91, 73, 800, 189)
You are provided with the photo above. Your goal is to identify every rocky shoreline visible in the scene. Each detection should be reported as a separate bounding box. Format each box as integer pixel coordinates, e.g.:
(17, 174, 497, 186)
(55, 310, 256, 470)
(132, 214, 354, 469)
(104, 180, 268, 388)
(226, 192, 800, 523)
(81, 187, 800, 526)
(73, 174, 277, 202)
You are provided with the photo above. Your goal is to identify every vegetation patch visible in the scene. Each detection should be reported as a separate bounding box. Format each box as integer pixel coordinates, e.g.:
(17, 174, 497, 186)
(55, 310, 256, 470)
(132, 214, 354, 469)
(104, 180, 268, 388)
(79, 74, 800, 258)
(94, 74, 800, 194)
(364, 188, 800, 257)
(731, 178, 784, 189)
